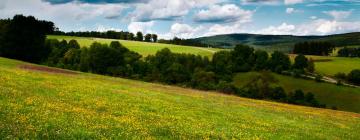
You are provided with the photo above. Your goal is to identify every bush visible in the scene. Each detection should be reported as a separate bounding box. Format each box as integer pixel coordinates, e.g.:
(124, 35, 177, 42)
(315, 74, 323, 82)
(347, 69, 360, 85)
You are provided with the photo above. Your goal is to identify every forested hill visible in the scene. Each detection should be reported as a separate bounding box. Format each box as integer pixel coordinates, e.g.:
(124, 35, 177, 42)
(189, 32, 360, 50)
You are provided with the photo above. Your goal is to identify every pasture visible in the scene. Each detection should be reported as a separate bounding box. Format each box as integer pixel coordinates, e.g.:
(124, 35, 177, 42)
(0, 57, 359, 139)
(233, 72, 360, 113)
(47, 35, 221, 57)
(289, 54, 360, 76)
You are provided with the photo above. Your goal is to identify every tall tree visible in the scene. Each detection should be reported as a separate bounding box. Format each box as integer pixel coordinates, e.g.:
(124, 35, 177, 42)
(128, 33, 135, 40)
(144, 34, 152, 42)
(136, 31, 143, 41)
(0, 15, 54, 63)
(151, 34, 158, 42)
(293, 54, 308, 70)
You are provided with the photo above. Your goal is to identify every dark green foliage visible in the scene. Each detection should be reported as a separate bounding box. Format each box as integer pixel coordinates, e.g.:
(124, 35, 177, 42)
(306, 58, 315, 73)
(315, 75, 323, 82)
(136, 32, 143, 41)
(190, 69, 216, 90)
(293, 41, 335, 56)
(54, 30, 154, 41)
(0, 15, 54, 63)
(211, 51, 233, 76)
(338, 47, 360, 57)
(254, 50, 269, 70)
(269, 51, 291, 73)
(347, 69, 360, 85)
(231, 44, 255, 72)
(68, 39, 80, 49)
(151, 34, 158, 42)
(335, 72, 347, 79)
(144, 34, 152, 42)
(293, 54, 308, 71)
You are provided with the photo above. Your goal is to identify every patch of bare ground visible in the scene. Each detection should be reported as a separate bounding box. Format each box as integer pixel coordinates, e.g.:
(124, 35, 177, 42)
(18, 64, 78, 75)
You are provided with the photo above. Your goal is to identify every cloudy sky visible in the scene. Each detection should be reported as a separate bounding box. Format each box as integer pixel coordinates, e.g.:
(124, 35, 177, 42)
(0, 0, 359, 39)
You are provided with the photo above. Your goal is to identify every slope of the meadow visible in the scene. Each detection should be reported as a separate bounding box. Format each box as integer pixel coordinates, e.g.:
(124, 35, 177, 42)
(289, 54, 360, 76)
(47, 35, 221, 57)
(0, 57, 359, 139)
(233, 72, 360, 113)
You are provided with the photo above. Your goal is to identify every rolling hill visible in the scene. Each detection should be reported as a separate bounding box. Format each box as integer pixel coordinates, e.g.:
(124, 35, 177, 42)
(47, 35, 222, 58)
(0, 57, 359, 139)
(233, 72, 360, 113)
(189, 32, 360, 52)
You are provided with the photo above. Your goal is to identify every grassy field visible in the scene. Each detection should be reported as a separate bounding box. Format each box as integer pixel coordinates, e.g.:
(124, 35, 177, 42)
(289, 54, 360, 76)
(47, 35, 221, 57)
(0, 57, 359, 139)
(233, 72, 360, 113)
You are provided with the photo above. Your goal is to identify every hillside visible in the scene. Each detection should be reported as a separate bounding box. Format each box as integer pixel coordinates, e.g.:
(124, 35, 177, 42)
(233, 72, 360, 113)
(0, 57, 360, 139)
(47, 35, 222, 57)
(190, 32, 360, 52)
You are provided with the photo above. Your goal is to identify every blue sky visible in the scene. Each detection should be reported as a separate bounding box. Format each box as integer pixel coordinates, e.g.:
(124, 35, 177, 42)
(0, 0, 359, 39)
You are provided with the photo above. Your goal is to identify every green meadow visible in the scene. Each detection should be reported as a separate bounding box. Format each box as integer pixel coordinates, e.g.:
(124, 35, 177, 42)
(289, 54, 360, 76)
(233, 72, 360, 113)
(47, 35, 221, 57)
(0, 57, 359, 139)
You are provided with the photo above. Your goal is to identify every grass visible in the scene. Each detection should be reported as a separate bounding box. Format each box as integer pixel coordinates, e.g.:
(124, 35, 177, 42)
(0, 57, 360, 139)
(289, 54, 360, 76)
(233, 72, 360, 113)
(47, 35, 221, 58)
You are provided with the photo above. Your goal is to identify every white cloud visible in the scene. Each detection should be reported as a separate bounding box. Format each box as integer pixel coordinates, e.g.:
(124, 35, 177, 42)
(286, 8, 294, 14)
(96, 24, 122, 32)
(130, 0, 221, 22)
(0, 0, 127, 31)
(256, 23, 295, 35)
(323, 10, 352, 20)
(255, 19, 360, 36)
(194, 4, 253, 23)
(310, 16, 317, 20)
(284, 0, 303, 5)
(204, 23, 247, 36)
(127, 21, 154, 34)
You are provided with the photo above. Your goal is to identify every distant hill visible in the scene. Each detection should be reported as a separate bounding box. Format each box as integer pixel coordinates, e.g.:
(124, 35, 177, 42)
(189, 32, 360, 52)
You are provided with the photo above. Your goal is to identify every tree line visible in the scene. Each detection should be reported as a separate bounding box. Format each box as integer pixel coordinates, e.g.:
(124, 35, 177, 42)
(54, 30, 158, 42)
(337, 47, 360, 57)
(293, 41, 335, 56)
(158, 37, 214, 48)
(0, 15, 328, 109)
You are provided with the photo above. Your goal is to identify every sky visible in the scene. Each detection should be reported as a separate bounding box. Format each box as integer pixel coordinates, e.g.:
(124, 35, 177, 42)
(0, 0, 359, 39)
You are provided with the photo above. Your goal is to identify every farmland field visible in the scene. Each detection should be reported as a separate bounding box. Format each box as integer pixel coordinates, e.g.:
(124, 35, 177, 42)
(289, 54, 360, 76)
(0, 57, 359, 139)
(233, 72, 360, 113)
(47, 35, 221, 57)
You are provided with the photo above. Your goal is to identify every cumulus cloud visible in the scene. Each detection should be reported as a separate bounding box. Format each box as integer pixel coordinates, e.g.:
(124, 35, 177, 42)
(286, 7, 302, 14)
(255, 19, 360, 36)
(129, 0, 221, 22)
(43, 0, 149, 4)
(323, 10, 352, 20)
(310, 16, 317, 20)
(194, 4, 253, 23)
(0, 0, 127, 29)
(204, 23, 247, 36)
(286, 8, 294, 14)
(256, 23, 295, 35)
(241, 0, 280, 5)
(127, 21, 154, 34)
(284, 0, 303, 5)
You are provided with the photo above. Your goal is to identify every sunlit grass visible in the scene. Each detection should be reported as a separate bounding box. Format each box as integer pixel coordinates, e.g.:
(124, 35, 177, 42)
(0, 57, 359, 139)
(47, 35, 222, 58)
